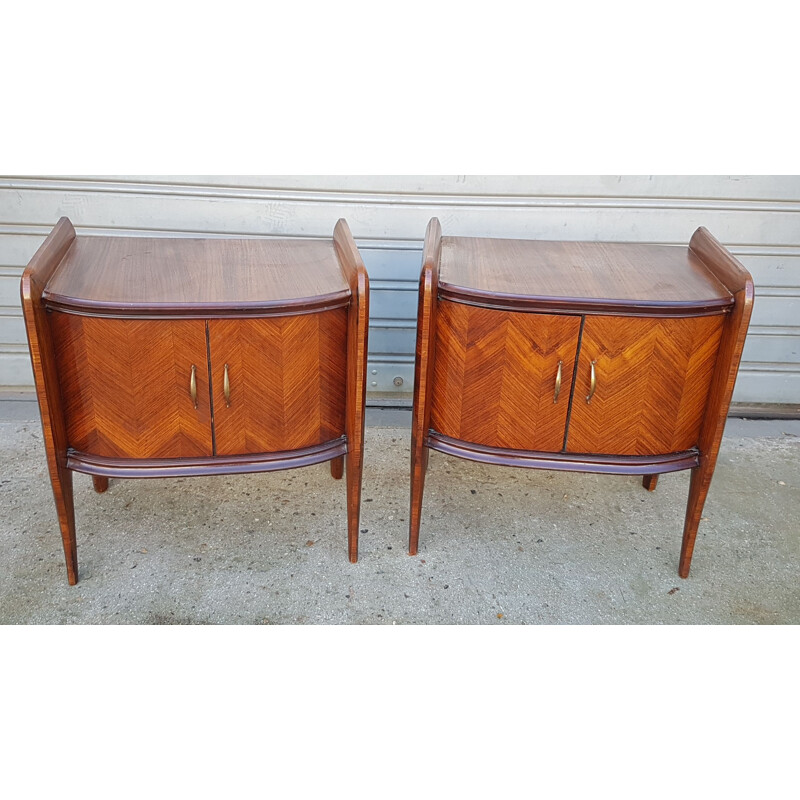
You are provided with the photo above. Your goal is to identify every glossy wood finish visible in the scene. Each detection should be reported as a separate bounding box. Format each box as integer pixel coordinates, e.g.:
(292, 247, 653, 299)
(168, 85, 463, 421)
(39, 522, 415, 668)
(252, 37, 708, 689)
(68, 437, 348, 478)
(20, 218, 79, 584)
(50, 315, 214, 459)
(44, 236, 350, 317)
(427, 432, 700, 474)
(566, 315, 724, 455)
(410, 219, 753, 578)
(431, 302, 580, 451)
(23, 217, 368, 583)
(678, 227, 755, 577)
(409, 218, 442, 556)
(209, 312, 346, 455)
(439, 236, 733, 316)
(334, 219, 370, 563)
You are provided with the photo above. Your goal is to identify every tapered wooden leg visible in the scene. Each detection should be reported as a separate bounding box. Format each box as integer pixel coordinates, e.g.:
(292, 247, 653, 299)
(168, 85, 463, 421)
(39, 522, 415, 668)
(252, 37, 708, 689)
(92, 475, 109, 493)
(330, 455, 344, 480)
(345, 448, 363, 563)
(409, 443, 428, 556)
(50, 466, 78, 585)
(642, 474, 658, 492)
(679, 462, 714, 578)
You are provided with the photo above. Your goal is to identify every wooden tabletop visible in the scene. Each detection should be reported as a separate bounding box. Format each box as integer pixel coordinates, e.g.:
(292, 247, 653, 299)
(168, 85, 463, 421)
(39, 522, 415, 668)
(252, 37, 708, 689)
(439, 236, 734, 315)
(43, 236, 351, 316)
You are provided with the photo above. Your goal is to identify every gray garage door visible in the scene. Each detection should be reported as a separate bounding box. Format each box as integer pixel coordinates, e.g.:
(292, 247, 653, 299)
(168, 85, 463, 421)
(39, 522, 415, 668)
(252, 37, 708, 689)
(1, 175, 798, 408)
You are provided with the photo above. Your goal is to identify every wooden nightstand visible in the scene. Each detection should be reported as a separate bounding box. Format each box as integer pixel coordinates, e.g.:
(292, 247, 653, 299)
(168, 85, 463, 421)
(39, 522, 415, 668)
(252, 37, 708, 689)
(410, 218, 753, 577)
(22, 217, 369, 585)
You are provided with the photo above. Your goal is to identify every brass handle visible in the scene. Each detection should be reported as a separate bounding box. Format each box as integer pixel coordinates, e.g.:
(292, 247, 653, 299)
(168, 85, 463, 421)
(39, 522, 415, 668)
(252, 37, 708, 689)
(190, 364, 198, 409)
(553, 360, 563, 403)
(223, 363, 231, 407)
(586, 360, 597, 404)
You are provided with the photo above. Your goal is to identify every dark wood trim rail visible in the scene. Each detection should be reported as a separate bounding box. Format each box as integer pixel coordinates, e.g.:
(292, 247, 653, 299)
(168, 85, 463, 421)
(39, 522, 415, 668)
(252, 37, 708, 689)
(427, 433, 700, 474)
(68, 438, 348, 478)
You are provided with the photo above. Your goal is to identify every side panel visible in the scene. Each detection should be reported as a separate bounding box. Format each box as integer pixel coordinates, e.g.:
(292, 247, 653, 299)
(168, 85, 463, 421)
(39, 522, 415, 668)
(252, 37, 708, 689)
(50, 314, 213, 458)
(430, 301, 581, 452)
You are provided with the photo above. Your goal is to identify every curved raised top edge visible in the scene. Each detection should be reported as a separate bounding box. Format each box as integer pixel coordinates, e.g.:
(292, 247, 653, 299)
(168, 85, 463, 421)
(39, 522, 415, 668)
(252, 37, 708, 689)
(42, 289, 352, 318)
(690, 227, 754, 296)
(438, 282, 733, 316)
(66, 437, 348, 478)
(427, 432, 700, 475)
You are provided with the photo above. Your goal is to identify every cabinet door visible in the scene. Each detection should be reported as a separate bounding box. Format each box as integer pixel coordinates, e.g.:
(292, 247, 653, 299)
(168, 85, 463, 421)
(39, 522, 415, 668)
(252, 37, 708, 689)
(50, 315, 213, 458)
(209, 311, 347, 456)
(431, 302, 581, 451)
(566, 315, 725, 455)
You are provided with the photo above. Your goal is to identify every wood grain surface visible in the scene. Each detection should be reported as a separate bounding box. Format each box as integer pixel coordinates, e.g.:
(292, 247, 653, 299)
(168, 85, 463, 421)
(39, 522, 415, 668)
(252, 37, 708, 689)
(439, 236, 734, 315)
(209, 312, 347, 455)
(24, 217, 370, 583)
(431, 301, 581, 451)
(20, 218, 79, 584)
(409, 218, 442, 555)
(51, 314, 214, 459)
(566, 315, 725, 455)
(333, 219, 370, 562)
(410, 220, 754, 578)
(44, 235, 350, 316)
(678, 227, 755, 576)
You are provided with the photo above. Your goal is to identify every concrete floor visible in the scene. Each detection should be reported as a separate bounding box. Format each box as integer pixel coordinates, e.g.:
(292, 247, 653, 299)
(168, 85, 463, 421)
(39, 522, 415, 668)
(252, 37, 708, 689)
(1, 403, 798, 624)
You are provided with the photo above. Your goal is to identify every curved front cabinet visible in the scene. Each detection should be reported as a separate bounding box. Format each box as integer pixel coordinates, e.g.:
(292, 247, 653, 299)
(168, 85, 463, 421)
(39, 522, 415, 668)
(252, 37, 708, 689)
(49, 308, 348, 462)
(427, 300, 727, 460)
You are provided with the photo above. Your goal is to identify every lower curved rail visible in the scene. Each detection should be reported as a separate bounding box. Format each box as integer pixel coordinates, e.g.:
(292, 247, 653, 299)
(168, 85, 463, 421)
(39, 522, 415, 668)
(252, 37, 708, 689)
(67, 437, 348, 478)
(426, 432, 699, 475)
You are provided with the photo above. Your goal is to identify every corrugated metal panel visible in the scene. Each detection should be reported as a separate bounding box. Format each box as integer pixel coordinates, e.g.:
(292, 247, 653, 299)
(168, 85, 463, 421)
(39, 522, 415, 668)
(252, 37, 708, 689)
(1, 175, 798, 405)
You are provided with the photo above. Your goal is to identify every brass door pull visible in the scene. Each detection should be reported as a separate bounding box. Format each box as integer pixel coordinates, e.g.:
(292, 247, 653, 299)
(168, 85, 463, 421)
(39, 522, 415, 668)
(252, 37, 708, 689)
(223, 363, 231, 407)
(553, 360, 563, 403)
(586, 360, 597, 404)
(190, 364, 198, 409)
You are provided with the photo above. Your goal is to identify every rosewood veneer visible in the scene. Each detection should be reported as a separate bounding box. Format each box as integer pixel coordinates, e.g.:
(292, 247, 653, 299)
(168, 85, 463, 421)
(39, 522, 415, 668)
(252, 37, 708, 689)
(22, 218, 369, 585)
(409, 219, 754, 577)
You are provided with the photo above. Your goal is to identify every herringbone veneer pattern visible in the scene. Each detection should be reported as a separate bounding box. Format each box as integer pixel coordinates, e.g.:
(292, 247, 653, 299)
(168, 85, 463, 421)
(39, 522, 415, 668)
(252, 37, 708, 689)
(566, 315, 725, 455)
(209, 311, 347, 456)
(430, 302, 581, 451)
(51, 315, 214, 458)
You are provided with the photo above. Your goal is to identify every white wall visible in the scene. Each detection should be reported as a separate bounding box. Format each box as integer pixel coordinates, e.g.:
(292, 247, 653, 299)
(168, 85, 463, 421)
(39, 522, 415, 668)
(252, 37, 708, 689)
(1, 175, 798, 404)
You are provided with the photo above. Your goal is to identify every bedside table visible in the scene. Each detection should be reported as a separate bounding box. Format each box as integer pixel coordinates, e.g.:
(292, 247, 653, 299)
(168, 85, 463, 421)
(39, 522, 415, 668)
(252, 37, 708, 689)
(410, 219, 753, 577)
(22, 217, 369, 585)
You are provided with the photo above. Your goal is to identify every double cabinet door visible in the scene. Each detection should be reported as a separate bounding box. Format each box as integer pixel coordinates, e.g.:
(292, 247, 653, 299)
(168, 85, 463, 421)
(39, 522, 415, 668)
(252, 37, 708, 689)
(50, 310, 347, 460)
(430, 301, 725, 456)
